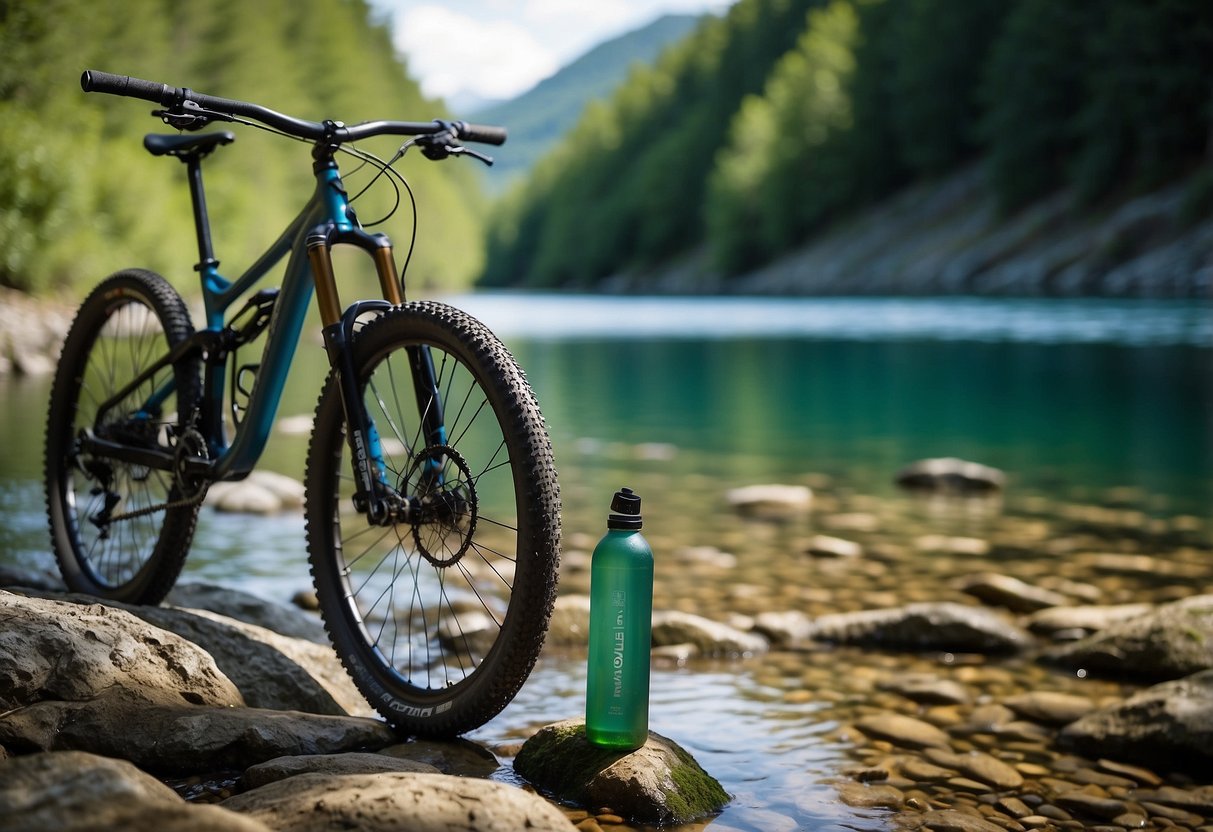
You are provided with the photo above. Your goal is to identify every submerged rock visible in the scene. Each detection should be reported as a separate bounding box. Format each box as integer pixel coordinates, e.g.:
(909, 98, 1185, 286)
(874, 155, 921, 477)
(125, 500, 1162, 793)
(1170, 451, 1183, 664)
(725, 484, 812, 519)
(514, 719, 729, 825)
(803, 602, 1031, 653)
(1042, 594, 1213, 681)
(651, 610, 768, 657)
(895, 458, 1005, 493)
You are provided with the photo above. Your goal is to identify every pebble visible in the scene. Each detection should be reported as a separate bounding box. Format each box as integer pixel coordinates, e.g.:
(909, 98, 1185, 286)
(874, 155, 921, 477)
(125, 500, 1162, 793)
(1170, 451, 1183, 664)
(1003, 691, 1095, 726)
(854, 714, 952, 750)
(1053, 793, 1127, 821)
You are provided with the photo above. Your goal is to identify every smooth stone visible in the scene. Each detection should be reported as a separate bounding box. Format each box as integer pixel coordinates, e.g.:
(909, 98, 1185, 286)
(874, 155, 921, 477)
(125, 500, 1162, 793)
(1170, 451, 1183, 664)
(803, 602, 1031, 653)
(957, 572, 1070, 613)
(835, 780, 905, 809)
(951, 751, 1025, 789)
(379, 739, 501, 777)
(806, 534, 863, 559)
(651, 610, 769, 657)
(724, 484, 812, 519)
(877, 673, 972, 706)
(1025, 604, 1152, 638)
(900, 808, 1008, 831)
(1004, 691, 1096, 726)
(166, 582, 329, 643)
(222, 771, 577, 831)
(854, 714, 951, 750)
(902, 758, 956, 782)
(1052, 793, 1127, 821)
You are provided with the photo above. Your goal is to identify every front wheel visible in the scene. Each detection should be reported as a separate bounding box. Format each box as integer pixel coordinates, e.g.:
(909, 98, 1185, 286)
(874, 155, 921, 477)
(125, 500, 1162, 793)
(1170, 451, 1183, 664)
(304, 301, 560, 736)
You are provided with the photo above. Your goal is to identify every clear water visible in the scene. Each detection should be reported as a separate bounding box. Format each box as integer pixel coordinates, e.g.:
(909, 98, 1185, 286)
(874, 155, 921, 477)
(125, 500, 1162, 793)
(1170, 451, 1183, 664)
(2, 293, 1210, 829)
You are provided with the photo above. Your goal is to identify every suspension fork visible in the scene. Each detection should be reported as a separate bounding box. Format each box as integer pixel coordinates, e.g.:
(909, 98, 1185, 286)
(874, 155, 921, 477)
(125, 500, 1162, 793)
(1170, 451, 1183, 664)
(307, 223, 447, 522)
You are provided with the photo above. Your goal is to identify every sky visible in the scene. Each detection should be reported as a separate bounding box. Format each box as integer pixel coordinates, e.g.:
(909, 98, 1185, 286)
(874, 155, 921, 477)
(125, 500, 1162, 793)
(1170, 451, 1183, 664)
(368, 0, 734, 103)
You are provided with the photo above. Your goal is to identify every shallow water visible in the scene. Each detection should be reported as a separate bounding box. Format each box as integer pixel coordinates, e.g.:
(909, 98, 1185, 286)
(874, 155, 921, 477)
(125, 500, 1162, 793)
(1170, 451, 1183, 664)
(1, 294, 1210, 829)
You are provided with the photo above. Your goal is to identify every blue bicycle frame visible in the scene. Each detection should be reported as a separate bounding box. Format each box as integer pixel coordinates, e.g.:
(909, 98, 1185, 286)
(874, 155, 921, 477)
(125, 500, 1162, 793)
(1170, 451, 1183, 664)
(89, 134, 415, 506)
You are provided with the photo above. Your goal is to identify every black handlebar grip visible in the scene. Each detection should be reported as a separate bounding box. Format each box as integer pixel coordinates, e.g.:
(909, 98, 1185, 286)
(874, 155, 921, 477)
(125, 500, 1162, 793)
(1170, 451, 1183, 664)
(454, 121, 507, 146)
(81, 70, 178, 106)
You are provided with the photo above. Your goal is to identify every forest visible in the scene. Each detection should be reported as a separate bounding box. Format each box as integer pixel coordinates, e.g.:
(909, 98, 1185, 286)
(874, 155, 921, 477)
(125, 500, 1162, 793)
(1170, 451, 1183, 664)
(2, 0, 1211, 296)
(0, 0, 485, 294)
(481, 0, 1213, 289)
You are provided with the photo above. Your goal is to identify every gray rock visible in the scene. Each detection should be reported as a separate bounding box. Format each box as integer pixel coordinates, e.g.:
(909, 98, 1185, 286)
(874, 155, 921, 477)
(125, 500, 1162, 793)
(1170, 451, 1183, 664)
(0, 750, 273, 832)
(242, 751, 439, 789)
(956, 572, 1069, 613)
(124, 604, 373, 717)
(806, 534, 863, 559)
(0, 565, 65, 592)
(1025, 603, 1153, 639)
(222, 771, 577, 831)
(752, 610, 814, 645)
(803, 602, 1030, 653)
(1059, 669, 1213, 774)
(853, 714, 951, 750)
(0, 696, 395, 775)
(0, 591, 243, 711)
(205, 470, 305, 514)
(514, 719, 729, 825)
(167, 582, 329, 643)
(651, 610, 769, 657)
(1004, 691, 1095, 726)
(1042, 594, 1213, 680)
(379, 738, 501, 777)
(894, 458, 1005, 493)
(876, 673, 972, 706)
(725, 484, 812, 519)
(545, 593, 592, 647)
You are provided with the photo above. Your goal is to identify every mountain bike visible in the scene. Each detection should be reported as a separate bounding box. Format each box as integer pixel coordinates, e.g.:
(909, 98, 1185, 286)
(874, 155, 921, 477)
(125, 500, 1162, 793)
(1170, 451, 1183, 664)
(43, 70, 561, 736)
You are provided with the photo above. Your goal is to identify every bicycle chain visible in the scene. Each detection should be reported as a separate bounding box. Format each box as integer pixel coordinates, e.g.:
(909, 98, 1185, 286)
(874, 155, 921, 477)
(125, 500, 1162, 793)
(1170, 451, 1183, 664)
(103, 426, 210, 524)
(104, 486, 209, 524)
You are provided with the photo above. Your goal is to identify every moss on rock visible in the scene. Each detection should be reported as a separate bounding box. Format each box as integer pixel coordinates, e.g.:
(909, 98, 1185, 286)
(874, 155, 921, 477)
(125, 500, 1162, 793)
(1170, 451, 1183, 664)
(514, 719, 729, 825)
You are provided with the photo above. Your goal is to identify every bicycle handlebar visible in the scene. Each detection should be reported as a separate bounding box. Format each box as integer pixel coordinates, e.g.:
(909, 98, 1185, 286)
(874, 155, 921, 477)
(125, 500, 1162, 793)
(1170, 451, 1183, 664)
(80, 70, 507, 146)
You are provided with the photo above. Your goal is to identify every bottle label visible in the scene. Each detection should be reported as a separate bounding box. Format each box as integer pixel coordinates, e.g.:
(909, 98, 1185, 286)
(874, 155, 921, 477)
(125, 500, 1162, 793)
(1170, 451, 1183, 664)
(612, 590, 626, 701)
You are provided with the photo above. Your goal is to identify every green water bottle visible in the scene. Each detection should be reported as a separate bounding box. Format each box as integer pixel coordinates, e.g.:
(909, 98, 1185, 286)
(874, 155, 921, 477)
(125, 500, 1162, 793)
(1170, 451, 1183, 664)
(586, 487, 654, 750)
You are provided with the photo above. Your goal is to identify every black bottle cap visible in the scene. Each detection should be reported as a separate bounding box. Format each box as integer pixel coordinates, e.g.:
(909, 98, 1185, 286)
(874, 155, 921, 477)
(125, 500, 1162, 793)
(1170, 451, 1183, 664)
(607, 487, 643, 530)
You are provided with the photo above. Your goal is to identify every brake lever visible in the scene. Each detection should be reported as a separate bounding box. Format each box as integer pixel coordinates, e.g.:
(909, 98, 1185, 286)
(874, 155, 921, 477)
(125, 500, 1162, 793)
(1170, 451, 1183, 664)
(449, 146, 494, 167)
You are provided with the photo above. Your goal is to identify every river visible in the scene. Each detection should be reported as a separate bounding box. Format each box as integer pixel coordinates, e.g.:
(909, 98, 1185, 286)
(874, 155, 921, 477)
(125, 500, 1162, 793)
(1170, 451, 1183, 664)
(1, 293, 1210, 830)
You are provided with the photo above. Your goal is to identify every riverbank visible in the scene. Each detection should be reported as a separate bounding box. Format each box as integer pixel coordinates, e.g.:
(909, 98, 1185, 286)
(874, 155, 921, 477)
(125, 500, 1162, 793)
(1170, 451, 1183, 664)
(603, 166, 1213, 298)
(2, 457, 1212, 831)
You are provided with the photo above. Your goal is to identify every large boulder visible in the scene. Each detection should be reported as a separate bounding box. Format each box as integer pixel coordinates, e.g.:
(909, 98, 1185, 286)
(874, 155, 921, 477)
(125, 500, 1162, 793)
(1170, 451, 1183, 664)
(1042, 595, 1213, 681)
(0, 750, 273, 832)
(514, 719, 729, 825)
(1059, 669, 1213, 774)
(221, 771, 577, 832)
(0, 696, 395, 775)
(0, 591, 243, 711)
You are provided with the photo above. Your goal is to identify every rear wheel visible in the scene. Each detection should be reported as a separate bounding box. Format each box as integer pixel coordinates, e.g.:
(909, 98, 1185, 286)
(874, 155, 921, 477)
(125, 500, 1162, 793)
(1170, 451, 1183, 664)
(305, 301, 560, 736)
(44, 269, 202, 603)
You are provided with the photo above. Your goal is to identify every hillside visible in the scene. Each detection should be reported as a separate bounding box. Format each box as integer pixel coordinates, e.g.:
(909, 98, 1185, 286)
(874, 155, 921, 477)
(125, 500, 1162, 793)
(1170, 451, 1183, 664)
(468, 14, 704, 188)
(480, 0, 1213, 296)
(0, 0, 485, 295)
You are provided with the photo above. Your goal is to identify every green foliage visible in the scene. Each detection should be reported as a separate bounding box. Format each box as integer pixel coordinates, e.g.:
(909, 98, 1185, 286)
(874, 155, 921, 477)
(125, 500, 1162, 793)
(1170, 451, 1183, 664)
(484, 0, 1212, 289)
(482, 0, 827, 289)
(0, 0, 486, 295)
(707, 0, 859, 272)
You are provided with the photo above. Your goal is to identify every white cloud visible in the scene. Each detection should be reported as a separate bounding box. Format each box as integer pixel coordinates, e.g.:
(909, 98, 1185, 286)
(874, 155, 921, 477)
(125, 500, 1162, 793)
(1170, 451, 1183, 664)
(393, 6, 560, 99)
(378, 0, 735, 101)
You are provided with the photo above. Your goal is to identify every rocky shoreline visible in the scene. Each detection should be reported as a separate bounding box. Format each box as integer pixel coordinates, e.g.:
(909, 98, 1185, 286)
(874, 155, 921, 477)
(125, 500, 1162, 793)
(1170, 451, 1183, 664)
(2, 516, 1212, 832)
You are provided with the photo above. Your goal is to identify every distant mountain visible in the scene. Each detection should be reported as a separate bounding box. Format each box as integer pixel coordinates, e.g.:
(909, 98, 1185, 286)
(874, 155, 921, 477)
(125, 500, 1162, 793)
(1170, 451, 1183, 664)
(467, 14, 705, 188)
